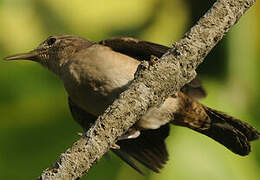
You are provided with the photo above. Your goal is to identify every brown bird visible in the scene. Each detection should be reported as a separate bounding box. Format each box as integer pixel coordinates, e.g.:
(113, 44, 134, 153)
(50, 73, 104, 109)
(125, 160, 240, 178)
(4, 35, 259, 173)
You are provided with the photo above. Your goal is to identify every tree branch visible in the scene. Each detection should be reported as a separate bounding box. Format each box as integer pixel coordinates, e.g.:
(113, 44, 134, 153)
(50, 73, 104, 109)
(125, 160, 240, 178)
(39, 0, 256, 179)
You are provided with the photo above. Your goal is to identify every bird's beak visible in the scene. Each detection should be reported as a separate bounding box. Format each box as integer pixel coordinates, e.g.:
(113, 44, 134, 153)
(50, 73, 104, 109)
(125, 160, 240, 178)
(3, 50, 38, 61)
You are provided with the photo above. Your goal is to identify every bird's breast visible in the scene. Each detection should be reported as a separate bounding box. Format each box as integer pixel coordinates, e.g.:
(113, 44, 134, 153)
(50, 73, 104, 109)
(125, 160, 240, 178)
(62, 44, 140, 116)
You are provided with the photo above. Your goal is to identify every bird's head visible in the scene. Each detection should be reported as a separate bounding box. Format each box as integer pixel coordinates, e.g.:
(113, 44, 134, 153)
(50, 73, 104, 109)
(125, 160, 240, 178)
(4, 35, 94, 75)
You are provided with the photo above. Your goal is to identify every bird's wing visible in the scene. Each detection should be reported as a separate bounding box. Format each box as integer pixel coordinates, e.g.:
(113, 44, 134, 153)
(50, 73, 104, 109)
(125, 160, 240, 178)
(99, 37, 170, 60)
(68, 96, 169, 173)
(114, 124, 169, 173)
(99, 37, 206, 99)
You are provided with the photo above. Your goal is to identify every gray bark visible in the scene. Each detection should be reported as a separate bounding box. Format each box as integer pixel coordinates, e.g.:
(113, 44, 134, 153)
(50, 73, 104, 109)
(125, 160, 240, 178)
(39, 0, 256, 179)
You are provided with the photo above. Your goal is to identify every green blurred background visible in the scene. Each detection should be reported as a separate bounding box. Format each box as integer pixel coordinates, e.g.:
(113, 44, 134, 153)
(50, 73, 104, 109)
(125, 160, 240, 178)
(0, 0, 259, 179)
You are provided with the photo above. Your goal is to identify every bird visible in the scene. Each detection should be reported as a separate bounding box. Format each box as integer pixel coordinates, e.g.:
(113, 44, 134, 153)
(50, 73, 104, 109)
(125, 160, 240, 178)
(4, 35, 259, 173)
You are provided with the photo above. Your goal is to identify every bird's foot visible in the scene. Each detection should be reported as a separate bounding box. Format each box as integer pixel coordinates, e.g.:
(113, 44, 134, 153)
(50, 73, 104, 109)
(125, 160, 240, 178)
(118, 128, 141, 140)
(111, 143, 120, 149)
(77, 132, 83, 137)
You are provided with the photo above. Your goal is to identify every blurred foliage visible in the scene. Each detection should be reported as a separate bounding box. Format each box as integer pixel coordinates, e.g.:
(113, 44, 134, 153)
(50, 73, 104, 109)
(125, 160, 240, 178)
(0, 0, 259, 179)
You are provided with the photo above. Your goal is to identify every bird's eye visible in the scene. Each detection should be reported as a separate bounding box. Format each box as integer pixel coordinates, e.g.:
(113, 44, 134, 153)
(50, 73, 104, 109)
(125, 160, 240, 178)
(46, 38, 56, 46)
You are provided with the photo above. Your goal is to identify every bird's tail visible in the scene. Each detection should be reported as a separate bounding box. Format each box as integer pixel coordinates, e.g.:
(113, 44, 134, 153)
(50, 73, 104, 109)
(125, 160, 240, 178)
(173, 92, 259, 156)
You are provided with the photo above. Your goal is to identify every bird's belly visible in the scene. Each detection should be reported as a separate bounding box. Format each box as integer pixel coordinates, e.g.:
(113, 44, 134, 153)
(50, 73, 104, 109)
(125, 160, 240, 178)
(138, 97, 180, 129)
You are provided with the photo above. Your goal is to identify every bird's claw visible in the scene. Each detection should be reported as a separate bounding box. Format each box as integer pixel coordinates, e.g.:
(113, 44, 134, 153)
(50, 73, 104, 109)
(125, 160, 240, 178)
(111, 143, 120, 149)
(118, 129, 140, 140)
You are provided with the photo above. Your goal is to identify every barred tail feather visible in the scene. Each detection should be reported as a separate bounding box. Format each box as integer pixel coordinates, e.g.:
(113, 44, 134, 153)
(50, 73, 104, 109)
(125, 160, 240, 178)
(176, 104, 259, 156)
